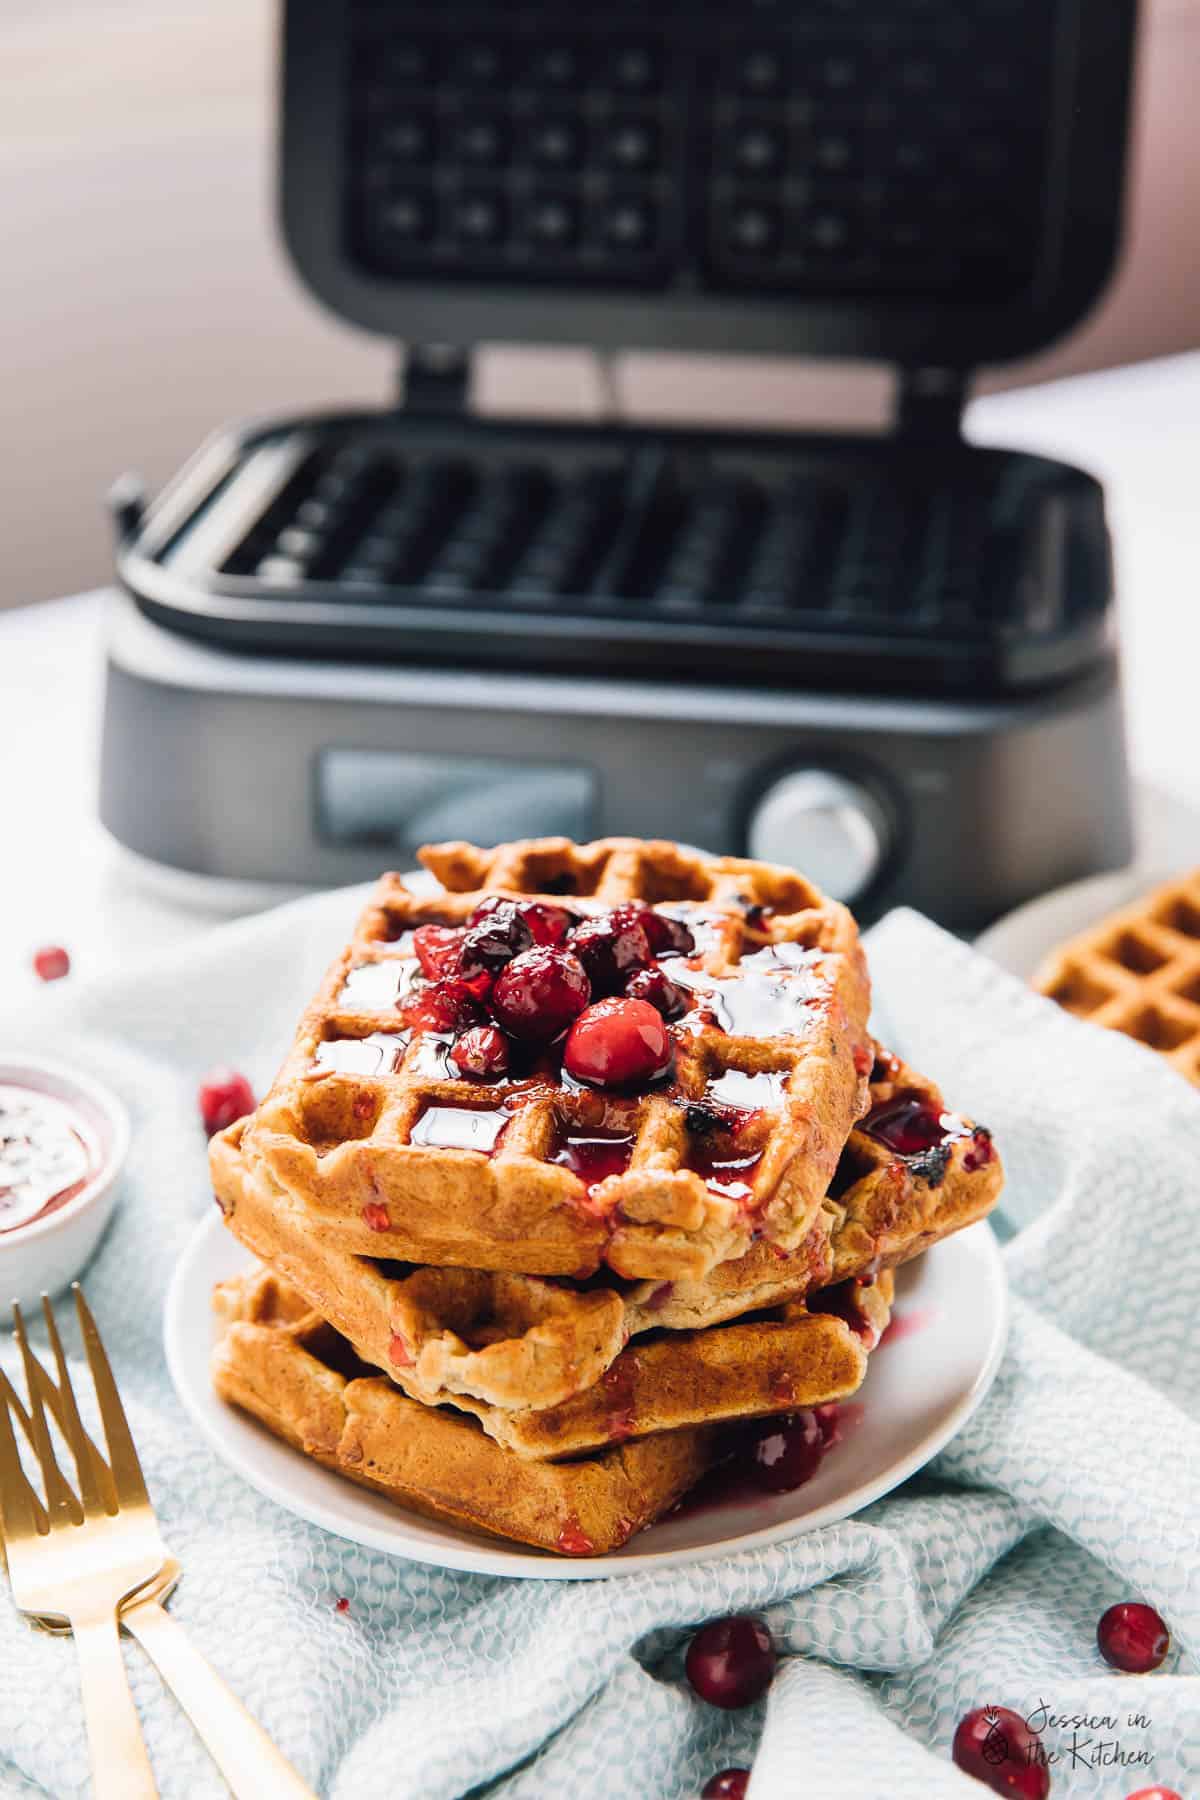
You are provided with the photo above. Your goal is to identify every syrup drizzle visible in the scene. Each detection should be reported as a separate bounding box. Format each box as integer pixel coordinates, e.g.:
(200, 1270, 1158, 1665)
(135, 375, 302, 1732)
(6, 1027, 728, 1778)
(705, 1069, 786, 1108)
(688, 1145, 763, 1203)
(338, 959, 419, 1010)
(0, 1085, 99, 1234)
(409, 1103, 511, 1153)
(312, 1032, 408, 1076)
(552, 1128, 635, 1192)
(670, 944, 830, 1038)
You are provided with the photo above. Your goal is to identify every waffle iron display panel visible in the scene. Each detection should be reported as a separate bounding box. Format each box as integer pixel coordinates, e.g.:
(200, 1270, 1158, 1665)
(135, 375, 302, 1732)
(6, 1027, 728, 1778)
(282, 0, 1136, 362)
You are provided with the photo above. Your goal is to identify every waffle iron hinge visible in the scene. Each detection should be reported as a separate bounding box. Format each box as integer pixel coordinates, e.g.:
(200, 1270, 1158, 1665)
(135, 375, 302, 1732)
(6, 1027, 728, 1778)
(397, 343, 473, 415)
(896, 367, 968, 443)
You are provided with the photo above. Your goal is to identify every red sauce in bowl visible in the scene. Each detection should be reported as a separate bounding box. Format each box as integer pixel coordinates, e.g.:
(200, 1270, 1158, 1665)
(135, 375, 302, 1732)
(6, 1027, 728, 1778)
(0, 1084, 102, 1234)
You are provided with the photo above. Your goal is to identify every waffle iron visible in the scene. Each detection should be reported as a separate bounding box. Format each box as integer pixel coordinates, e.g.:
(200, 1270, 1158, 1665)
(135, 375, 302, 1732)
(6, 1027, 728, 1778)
(102, 0, 1138, 929)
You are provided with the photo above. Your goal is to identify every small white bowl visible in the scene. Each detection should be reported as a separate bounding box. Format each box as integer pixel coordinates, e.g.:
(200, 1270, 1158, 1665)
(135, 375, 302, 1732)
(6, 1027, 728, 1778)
(0, 1055, 130, 1315)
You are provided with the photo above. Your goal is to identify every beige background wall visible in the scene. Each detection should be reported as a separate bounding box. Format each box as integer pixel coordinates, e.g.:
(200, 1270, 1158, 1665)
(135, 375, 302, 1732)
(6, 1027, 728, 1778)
(4, 0, 1199, 609)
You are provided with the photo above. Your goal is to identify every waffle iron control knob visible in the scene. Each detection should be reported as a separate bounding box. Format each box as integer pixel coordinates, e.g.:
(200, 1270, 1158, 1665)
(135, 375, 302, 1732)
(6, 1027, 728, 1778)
(747, 769, 890, 905)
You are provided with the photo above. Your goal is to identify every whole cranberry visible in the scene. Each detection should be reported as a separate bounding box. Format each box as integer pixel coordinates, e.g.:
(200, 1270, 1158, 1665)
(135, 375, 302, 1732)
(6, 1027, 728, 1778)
(702, 1773, 749, 1800)
(569, 913, 653, 996)
(198, 1067, 256, 1136)
(612, 903, 695, 958)
(625, 965, 685, 1018)
(458, 901, 533, 984)
(564, 998, 671, 1087)
(490, 948, 591, 1042)
(451, 1025, 510, 1080)
(400, 981, 482, 1035)
(412, 923, 465, 982)
(32, 944, 71, 982)
(685, 1615, 776, 1710)
(744, 1410, 829, 1493)
(952, 1707, 1049, 1799)
(1125, 1789, 1184, 1799)
(1097, 1602, 1170, 1673)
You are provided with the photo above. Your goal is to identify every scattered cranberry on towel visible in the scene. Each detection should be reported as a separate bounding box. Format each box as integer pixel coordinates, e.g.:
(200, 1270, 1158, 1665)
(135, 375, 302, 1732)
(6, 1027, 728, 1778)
(1097, 1602, 1170, 1673)
(32, 944, 71, 982)
(952, 1707, 1049, 1798)
(685, 1616, 775, 1710)
(197, 1067, 255, 1135)
(701, 1771, 749, 1799)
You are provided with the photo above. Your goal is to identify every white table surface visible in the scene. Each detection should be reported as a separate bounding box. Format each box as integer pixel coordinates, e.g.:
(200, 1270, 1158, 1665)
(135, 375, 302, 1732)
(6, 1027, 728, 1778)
(3, 354, 1198, 1007)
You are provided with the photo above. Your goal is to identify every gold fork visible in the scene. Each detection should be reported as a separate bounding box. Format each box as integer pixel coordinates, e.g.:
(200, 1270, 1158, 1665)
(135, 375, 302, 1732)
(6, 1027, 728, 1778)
(0, 1287, 315, 1800)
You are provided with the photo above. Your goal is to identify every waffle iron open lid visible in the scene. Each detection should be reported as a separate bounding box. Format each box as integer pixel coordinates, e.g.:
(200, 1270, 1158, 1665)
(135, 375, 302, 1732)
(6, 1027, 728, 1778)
(113, 0, 1139, 696)
(281, 0, 1136, 371)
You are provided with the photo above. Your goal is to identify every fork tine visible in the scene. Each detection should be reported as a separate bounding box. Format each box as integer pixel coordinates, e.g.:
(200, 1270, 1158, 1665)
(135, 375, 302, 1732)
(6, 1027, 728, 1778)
(72, 1287, 149, 1511)
(41, 1295, 115, 1518)
(12, 1304, 80, 1528)
(0, 1369, 49, 1536)
(0, 1378, 42, 1543)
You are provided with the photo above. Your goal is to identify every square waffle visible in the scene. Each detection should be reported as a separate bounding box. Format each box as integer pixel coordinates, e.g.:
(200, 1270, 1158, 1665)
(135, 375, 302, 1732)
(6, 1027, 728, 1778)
(241, 836, 873, 1282)
(212, 1266, 719, 1557)
(210, 1047, 998, 1448)
(1033, 868, 1200, 1085)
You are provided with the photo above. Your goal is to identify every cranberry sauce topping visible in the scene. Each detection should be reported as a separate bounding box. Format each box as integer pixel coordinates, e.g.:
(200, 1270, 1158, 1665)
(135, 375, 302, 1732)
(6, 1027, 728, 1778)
(864, 1095, 995, 1171)
(808, 1277, 881, 1344)
(339, 959, 419, 1010)
(555, 1517, 596, 1556)
(0, 1085, 100, 1233)
(408, 1102, 511, 1153)
(312, 1033, 408, 1077)
(687, 1144, 763, 1203)
(552, 1128, 635, 1193)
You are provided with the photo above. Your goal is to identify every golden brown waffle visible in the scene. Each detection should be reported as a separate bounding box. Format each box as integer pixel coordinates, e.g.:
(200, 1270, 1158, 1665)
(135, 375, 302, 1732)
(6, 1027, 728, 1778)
(211, 1049, 998, 1441)
(240, 837, 872, 1282)
(1034, 869, 1200, 1085)
(212, 1267, 718, 1557)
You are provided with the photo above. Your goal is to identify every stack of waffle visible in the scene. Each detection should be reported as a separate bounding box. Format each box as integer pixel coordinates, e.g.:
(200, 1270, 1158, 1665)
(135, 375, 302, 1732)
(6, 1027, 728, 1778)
(210, 837, 1003, 1556)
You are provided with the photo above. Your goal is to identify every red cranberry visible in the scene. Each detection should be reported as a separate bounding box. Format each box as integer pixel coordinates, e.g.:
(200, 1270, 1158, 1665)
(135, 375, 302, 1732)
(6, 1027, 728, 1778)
(685, 1615, 776, 1710)
(564, 998, 671, 1087)
(952, 1707, 1049, 1799)
(626, 965, 685, 1018)
(611, 903, 696, 958)
(702, 1773, 749, 1800)
(458, 902, 533, 979)
(412, 924, 465, 982)
(569, 913, 653, 996)
(863, 1097, 947, 1155)
(743, 1409, 831, 1493)
(1097, 1602, 1169, 1673)
(1125, 1789, 1184, 1799)
(451, 1025, 510, 1080)
(401, 981, 482, 1035)
(32, 944, 71, 982)
(519, 901, 577, 946)
(334, 1596, 351, 1615)
(198, 1067, 256, 1135)
(491, 947, 591, 1042)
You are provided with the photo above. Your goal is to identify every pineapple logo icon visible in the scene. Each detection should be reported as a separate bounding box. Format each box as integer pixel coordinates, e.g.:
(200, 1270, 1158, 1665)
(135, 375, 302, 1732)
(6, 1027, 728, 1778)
(981, 1709, 1009, 1767)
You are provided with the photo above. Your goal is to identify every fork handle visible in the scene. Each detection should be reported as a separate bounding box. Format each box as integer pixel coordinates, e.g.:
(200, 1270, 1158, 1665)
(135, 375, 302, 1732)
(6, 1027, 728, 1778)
(121, 1596, 316, 1800)
(72, 1612, 159, 1800)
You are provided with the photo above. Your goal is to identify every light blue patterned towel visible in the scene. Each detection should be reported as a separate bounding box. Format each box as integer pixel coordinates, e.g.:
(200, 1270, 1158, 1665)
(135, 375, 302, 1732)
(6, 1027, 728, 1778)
(1, 897, 1197, 1800)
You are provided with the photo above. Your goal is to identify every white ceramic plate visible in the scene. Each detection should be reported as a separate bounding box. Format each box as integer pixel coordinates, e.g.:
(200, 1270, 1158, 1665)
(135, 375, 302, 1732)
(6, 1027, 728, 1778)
(974, 865, 1171, 983)
(165, 1209, 1008, 1580)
